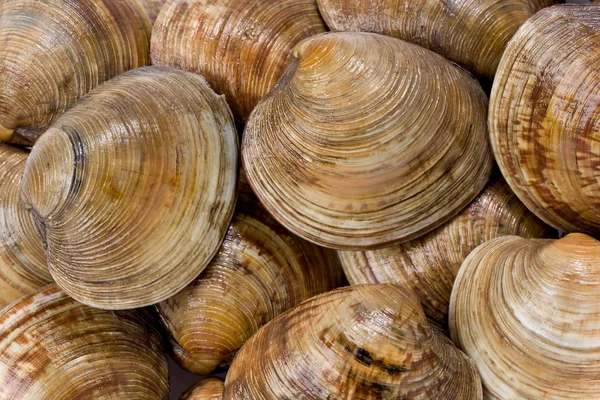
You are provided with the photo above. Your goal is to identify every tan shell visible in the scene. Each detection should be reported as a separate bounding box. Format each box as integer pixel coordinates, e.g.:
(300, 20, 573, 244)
(317, 0, 557, 78)
(0, 0, 166, 146)
(158, 176, 344, 375)
(151, 0, 327, 122)
(339, 175, 553, 328)
(243, 32, 493, 250)
(225, 284, 482, 399)
(181, 378, 224, 400)
(450, 233, 600, 399)
(21, 66, 239, 310)
(0, 284, 169, 399)
(0, 144, 51, 309)
(490, 6, 600, 235)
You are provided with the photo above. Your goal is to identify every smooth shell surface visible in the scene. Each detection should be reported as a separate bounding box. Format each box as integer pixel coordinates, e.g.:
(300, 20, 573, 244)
(225, 284, 483, 399)
(490, 6, 600, 234)
(158, 177, 344, 375)
(151, 0, 327, 122)
(243, 32, 493, 250)
(339, 175, 552, 327)
(317, 0, 557, 78)
(0, 285, 169, 399)
(0, 0, 165, 145)
(180, 378, 224, 400)
(0, 144, 50, 309)
(21, 66, 239, 310)
(450, 233, 600, 399)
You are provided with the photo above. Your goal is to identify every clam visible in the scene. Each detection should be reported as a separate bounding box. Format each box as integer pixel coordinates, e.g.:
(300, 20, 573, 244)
(20, 66, 239, 310)
(243, 32, 493, 250)
(489, 5, 600, 235)
(449, 233, 600, 398)
(158, 175, 344, 375)
(0, 144, 51, 309)
(224, 284, 482, 399)
(151, 0, 327, 122)
(0, 284, 169, 399)
(317, 0, 557, 78)
(0, 0, 165, 146)
(181, 378, 224, 400)
(339, 175, 553, 328)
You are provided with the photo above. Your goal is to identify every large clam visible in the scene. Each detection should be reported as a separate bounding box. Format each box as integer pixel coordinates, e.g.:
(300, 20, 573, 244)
(181, 378, 224, 400)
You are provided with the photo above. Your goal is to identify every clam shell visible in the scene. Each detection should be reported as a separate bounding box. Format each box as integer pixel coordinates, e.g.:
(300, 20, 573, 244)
(151, 0, 327, 122)
(489, 5, 600, 234)
(317, 0, 557, 78)
(20, 66, 239, 310)
(158, 175, 344, 375)
(0, 284, 169, 399)
(449, 233, 600, 398)
(181, 378, 224, 400)
(0, 144, 50, 309)
(243, 32, 493, 250)
(339, 175, 553, 328)
(225, 284, 482, 399)
(0, 0, 165, 146)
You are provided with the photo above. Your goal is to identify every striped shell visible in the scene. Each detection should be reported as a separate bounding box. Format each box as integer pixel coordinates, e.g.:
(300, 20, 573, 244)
(181, 378, 224, 400)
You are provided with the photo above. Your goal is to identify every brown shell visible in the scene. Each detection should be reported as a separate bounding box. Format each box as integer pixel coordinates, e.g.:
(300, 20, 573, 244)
(151, 0, 327, 122)
(20, 67, 239, 310)
(158, 176, 344, 375)
(450, 233, 600, 398)
(489, 5, 600, 234)
(243, 32, 493, 250)
(0, 144, 51, 309)
(0, 0, 165, 146)
(181, 378, 224, 400)
(338, 175, 553, 328)
(317, 0, 557, 78)
(0, 284, 169, 399)
(224, 284, 482, 399)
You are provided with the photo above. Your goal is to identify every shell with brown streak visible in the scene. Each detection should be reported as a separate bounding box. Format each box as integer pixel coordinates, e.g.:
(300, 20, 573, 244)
(339, 175, 553, 328)
(450, 233, 600, 399)
(151, 0, 327, 122)
(224, 284, 482, 399)
(317, 0, 557, 79)
(181, 378, 224, 400)
(0, 144, 51, 309)
(158, 178, 344, 375)
(490, 6, 600, 235)
(243, 32, 493, 250)
(20, 66, 239, 310)
(0, 284, 169, 399)
(0, 0, 166, 146)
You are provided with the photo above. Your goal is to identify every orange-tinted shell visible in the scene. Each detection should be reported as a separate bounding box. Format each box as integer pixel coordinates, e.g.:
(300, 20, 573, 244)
(181, 378, 224, 400)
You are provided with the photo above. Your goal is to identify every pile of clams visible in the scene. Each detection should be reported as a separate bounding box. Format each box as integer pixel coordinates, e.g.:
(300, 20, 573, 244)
(0, 0, 598, 399)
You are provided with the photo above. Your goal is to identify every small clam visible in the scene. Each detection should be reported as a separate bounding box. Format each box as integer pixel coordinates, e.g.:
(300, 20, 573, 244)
(158, 176, 343, 375)
(21, 66, 239, 309)
(339, 175, 553, 327)
(490, 5, 600, 235)
(0, 284, 169, 399)
(450, 233, 600, 398)
(224, 284, 483, 399)
(151, 0, 327, 121)
(243, 32, 493, 250)
(0, 0, 165, 145)
(181, 378, 224, 400)
(0, 144, 51, 309)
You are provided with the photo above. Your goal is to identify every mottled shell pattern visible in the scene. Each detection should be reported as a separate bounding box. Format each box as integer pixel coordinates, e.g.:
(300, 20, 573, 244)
(180, 378, 224, 400)
(317, 0, 557, 78)
(243, 32, 493, 250)
(0, 144, 51, 309)
(158, 176, 344, 375)
(490, 5, 600, 235)
(20, 66, 239, 310)
(151, 0, 327, 121)
(450, 233, 600, 399)
(0, 285, 169, 399)
(0, 0, 165, 145)
(339, 175, 553, 328)
(225, 284, 483, 399)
